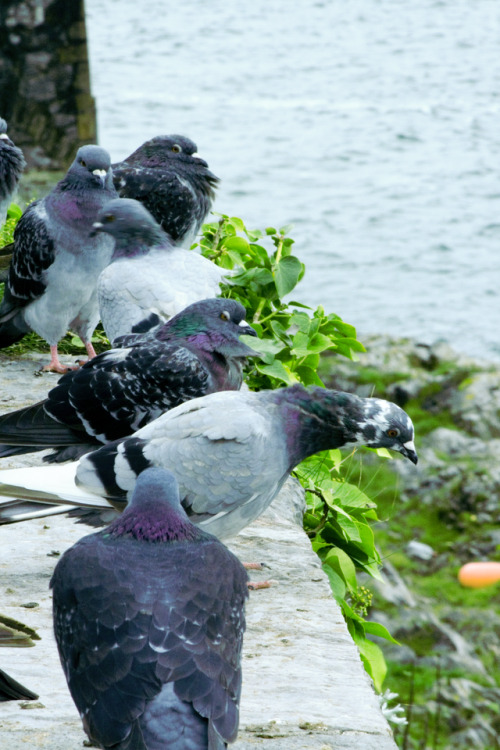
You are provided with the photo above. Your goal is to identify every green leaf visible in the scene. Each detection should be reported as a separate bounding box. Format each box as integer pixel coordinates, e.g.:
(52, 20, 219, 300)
(363, 621, 400, 645)
(229, 216, 245, 231)
(294, 365, 324, 386)
(222, 235, 250, 254)
(352, 635, 387, 691)
(255, 360, 298, 384)
(322, 547, 358, 592)
(322, 567, 346, 601)
(330, 481, 376, 510)
(273, 256, 303, 297)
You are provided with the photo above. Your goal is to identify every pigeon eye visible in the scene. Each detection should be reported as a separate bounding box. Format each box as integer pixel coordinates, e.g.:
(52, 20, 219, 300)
(220, 311, 230, 321)
(103, 214, 115, 223)
(387, 428, 400, 438)
(80, 159, 87, 167)
(171, 144, 181, 153)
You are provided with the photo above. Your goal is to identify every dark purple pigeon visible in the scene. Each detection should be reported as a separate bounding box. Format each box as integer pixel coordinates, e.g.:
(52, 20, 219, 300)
(51, 467, 248, 750)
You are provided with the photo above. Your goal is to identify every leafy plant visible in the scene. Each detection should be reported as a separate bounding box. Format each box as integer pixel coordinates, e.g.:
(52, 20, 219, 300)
(196, 213, 395, 690)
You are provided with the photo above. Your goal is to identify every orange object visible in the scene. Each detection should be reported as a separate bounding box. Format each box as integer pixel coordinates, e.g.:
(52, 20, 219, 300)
(458, 562, 500, 588)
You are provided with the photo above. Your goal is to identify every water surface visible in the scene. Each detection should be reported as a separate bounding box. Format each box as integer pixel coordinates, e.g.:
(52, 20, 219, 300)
(85, 0, 500, 360)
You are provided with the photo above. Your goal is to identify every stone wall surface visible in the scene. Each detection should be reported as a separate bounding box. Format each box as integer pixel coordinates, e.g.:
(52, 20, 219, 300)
(0, 353, 398, 750)
(0, 0, 96, 168)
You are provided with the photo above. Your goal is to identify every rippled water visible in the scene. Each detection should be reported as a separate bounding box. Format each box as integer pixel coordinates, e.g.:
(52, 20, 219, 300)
(85, 0, 500, 361)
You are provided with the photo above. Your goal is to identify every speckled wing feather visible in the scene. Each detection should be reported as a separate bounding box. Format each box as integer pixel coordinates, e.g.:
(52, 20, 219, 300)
(0, 201, 55, 313)
(46, 342, 214, 442)
(115, 166, 212, 243)
(51, 531, 247, 748)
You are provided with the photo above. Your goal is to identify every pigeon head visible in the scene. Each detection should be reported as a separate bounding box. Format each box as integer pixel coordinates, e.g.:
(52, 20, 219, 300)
(105, 467, 200, 542)
(131, 134, 210, 168)
(355, 398, 418, 464)
(91, 198, 167, 249)
(66, 145, 113, 189)
(158, 297, 259, 356)
(276, 386, 418, 467)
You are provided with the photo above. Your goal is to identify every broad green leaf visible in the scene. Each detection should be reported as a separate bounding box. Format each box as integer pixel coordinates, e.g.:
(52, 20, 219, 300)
(274, 256, 303, 297)
(229, 216, 245, 231)
(323, 547, 358, 592)
(294, 365, 324, 386)
(222, 235, 250, 253)
(255, 360, 298, 384)
(330, 481, 376, 510)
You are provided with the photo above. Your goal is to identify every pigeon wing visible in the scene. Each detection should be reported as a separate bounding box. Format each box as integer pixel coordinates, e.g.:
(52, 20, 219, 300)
(77, 391, 289, 537)
(1, 201, 55, 313)
(47, 342, 213, 442)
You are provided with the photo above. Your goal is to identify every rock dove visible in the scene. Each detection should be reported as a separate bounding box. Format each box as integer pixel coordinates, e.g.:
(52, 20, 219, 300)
(112, 134, 219, 246)
(0, 145, 117, 372)
(0, 386, 417, 535)
(50, 467, 248, 749)
(0, 298, 257, 463)
(94, 198, 227, 343)
(0, 118, 26, 225)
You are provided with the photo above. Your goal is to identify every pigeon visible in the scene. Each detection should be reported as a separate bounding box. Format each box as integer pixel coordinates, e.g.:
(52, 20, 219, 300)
(112, 134, 219, 246)
(51, 467, 248, 749)
(0, 118, 26, 225)
(94, 198, 227, 343)
(0, 386, 418, 535)
(0, 145, 117, 372)
(0, 298, 257, 463)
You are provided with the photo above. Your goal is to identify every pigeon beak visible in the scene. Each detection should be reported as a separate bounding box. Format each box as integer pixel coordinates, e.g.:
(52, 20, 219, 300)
(192, 152, 209, 168)
(92, 169, 107, 187)
(401, 440, 418, 465)
(238, 321, 258, 337)
(89, 221, 104, 237)
(0, 134, 9, 140)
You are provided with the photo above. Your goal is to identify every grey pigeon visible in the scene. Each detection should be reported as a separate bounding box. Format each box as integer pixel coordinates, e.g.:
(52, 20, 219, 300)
(94, 198, 227, 343)
(51, 467, 248, 749)
(0, 118, 26, 225)
(112, 134, 219, 246)
(0, 386, 417, 536)
(0, 145, 117, 372)
(0, 298, 257, 463)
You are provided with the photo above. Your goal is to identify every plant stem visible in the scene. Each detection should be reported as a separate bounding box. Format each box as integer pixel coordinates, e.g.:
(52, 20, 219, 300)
(252, 298, 266, 324)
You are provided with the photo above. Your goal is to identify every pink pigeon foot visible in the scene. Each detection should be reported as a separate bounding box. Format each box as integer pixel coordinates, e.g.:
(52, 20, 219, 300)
(40, 346, 76, 373)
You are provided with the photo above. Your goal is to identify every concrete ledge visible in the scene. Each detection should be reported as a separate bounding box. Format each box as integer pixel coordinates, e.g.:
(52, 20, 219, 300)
(0, 354, 397, 749)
